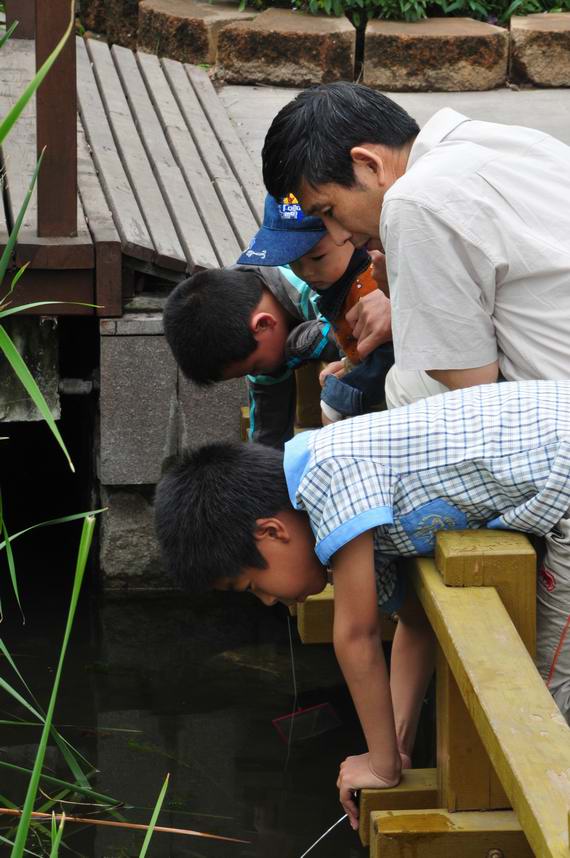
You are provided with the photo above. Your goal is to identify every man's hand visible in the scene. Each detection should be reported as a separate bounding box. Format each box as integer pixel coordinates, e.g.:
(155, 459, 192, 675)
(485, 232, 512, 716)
(369, 250, 389, 296)
(337, 752, 400, 829)
(345, 289, 392, 360)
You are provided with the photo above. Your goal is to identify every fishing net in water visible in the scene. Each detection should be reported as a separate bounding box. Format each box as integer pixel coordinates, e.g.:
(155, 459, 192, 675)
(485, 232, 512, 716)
(272, 702, 341, 743)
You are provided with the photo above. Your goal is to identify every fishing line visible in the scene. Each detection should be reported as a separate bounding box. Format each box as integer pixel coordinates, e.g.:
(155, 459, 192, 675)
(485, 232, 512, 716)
(284, 612, 298, 769)
(297, 813, 348, 858)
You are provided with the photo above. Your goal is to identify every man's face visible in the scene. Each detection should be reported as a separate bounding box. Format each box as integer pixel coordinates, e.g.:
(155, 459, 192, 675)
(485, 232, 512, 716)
(297, 178, 383, 252)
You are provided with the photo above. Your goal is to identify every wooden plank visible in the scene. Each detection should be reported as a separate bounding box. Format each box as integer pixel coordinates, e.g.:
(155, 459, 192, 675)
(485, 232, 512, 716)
(296, 583, 397, 644)
(77, 123, 122, 316)
(409, 555, 570, 858)
(0, 40, 93, 268)
(76, 38, 154, 265)
(185, 64, 265, 225)
(161, 58, 258, 252)
(85, 38, 187, 272)
(112, 46, 214, 273)
(2, 268, 95, 314)
(435, 531, 536, 812)
(359, 769, 438, 847)
(5, 0, 35, 37)
(138, 52, 239, 268)
(36, 0, 77, 237)
(370, 810, 533, 858)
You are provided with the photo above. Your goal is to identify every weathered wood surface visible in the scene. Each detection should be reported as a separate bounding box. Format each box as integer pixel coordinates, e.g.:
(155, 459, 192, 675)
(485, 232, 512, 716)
(359, 768, 439, 846)
(409, 553, 570, 858)
(36, 0, 77, 238)
(5, 0, 35, 38)
(185, 64, 265, 224)
(0, 40, 93, 269)
(370, 809, 533, 858)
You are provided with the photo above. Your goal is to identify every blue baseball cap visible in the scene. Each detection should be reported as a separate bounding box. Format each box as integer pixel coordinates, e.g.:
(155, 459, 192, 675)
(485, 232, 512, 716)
(237, 194, 327, 266)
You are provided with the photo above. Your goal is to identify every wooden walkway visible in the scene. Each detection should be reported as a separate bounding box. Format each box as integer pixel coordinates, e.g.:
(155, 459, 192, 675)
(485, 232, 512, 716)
(0, 36, 265, 315)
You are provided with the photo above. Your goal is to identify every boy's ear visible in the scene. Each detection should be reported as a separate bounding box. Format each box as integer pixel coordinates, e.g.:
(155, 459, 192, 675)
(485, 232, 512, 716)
(254, 517, 290, 543)
(250, 312, 277, 337)
(350, 146, 385, 188)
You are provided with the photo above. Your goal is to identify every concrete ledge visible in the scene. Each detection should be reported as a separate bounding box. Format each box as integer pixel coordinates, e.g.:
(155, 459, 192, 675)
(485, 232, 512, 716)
(215, 8, 355, 86)
(363, 17, 508, 92)
(138, 0, 257, 65)
(511, 13, 570, 87)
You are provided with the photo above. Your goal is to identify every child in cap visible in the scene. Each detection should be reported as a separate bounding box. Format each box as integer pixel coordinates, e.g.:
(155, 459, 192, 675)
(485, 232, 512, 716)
(155, 379, 570, 826)
(240, 195, 394, 424)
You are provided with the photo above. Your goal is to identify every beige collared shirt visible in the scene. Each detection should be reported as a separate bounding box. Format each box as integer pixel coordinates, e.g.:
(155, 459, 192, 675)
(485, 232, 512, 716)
(381, 108, 570, 379)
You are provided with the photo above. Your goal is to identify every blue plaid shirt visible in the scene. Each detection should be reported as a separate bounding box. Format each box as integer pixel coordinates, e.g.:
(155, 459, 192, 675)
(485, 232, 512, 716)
(284, 381, 570, 610)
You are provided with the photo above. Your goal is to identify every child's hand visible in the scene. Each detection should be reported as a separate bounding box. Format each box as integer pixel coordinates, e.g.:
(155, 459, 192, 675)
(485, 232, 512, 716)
(318, 360, 346, 387)
(336, 752, 401, 830)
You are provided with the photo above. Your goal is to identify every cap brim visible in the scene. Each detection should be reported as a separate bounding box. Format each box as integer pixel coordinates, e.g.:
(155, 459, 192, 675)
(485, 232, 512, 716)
(237, 225, 327, 267)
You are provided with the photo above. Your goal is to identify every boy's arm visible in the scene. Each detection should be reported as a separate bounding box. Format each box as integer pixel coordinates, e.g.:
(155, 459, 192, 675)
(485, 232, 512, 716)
(247, 372, 296, 449)
(390, 584, 436, 763)
(332, 531, 401, 828)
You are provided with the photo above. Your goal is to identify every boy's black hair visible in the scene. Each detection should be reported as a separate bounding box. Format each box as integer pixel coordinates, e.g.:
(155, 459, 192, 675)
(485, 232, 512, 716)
(262, 82, 420, 200)
(163, 269, 264, 385)
(154, 442, 292, 593)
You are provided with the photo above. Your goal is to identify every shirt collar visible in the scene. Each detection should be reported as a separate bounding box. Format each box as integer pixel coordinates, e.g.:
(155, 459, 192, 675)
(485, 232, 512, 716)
(406, 108, 471, 172)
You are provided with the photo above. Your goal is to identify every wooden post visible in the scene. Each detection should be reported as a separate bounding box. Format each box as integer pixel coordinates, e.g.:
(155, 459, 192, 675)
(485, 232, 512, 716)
(370, 809, 533, 858)
(434, 532, 536, 812)
(359, 769, 438, 846)
(5, 0, 35, 37)
(35, 0, 77, 237)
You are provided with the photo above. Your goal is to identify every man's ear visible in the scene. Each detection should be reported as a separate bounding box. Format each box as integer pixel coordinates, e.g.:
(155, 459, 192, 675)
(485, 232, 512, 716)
(350, 145, 385, 188)
(250, 312, 277, 338)
(254, 517, 290, 543)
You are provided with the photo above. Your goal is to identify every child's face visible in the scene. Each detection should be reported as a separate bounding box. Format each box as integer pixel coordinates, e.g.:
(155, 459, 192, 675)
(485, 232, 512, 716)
(290, 233, 354, 289)
(215, 510, 327, 607)
(223, 325, 288, 378)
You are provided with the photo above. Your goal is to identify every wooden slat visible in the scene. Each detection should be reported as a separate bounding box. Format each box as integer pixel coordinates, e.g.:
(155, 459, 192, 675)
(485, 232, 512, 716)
(185, 64, 265, 224)
(161, 58, 258, 252)
(0, 40, 93, 268)
(85, 38, 186, 272)
(409, 556, 570, 858)
(2, 268, 95, 314)
(76, 38, 154, 265)
(371, 810, 533, 858)
(138, 52, 239, 268)
(112, 45, 214, 273)
(36, 0, 77, 237)
(296, 583, 397, 644)
(359, 769, 439, 847)
(77, 124, 122, 316)
(5, 0, 35, 37)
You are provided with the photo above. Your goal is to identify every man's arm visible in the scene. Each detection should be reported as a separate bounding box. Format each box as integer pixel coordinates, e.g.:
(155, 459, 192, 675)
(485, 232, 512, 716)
(332, 531, 401, 828)
(427, 361, 499, 390)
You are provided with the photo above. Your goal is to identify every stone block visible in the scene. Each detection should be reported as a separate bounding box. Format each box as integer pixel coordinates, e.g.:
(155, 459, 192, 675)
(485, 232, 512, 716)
(511, 13, 570, 87)
(363, 17, 508, 92)
(178, 373, 247, 448)
(216, 8, 355, 86)
(99, 485, 171, 589)
(138, 0, 257, 65)
(99, 323, 178, 485)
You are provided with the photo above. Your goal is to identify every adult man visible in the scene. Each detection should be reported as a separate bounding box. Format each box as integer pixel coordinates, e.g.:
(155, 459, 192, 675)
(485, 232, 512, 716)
(262, 82, 570, 405)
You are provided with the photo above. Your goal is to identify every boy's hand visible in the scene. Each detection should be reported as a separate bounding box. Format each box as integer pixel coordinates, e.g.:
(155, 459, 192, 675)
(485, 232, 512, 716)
(318, 360, 346, 387)
(345, 290, 392, 360)
(337, 752, 400, 830)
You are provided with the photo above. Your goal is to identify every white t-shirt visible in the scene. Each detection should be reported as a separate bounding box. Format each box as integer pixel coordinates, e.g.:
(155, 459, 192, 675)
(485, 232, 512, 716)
(381, 108, 570, 380)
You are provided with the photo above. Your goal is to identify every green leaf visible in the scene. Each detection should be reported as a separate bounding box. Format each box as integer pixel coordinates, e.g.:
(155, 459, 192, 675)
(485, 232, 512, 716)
(0, 760, 125, 809)
(138, 774, 170, 858)
(0, 151, 44, 290)
(0, 0, 75, 147)
(0, 491, 23, 621)
(0, 301, 97, 319)
(0, 20, 19, 50)
(49, 814, 65, 858)
(0, 508, 105, 552)
(10, 516, 96, 858)
(0, 324, 74, 471)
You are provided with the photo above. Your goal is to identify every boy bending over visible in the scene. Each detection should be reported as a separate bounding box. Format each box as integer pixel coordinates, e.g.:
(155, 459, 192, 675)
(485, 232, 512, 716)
(154, 380, 570, 827)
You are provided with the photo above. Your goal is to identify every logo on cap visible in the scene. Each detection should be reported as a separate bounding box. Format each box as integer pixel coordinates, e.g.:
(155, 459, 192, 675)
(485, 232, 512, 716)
(279, 193, 304, 222)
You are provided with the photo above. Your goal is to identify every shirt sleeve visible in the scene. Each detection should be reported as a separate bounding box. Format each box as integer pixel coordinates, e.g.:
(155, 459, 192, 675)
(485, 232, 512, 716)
(297, 456, 394, 564)
(382, 198, 498, 372)
(247, 371, 296, 449)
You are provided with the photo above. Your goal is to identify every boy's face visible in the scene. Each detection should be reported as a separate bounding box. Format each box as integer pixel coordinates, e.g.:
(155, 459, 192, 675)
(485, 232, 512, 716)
(215, 510, 327, 607)
(223, 315, 289, 378)
(290, 233, 354, 289)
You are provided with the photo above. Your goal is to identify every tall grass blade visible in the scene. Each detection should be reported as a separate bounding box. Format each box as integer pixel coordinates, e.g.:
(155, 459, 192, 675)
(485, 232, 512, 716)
(0, 325, 73, 471)
(0, 151, 44, 290)
(0, 834, 42, 858)
(8, 262, 29, 296)
(10, 515, 96, 858)
(49, 813, 65, 858)
(0, 761, 124, 808)
(138, 774, 169, 858)
(0, 0, 74, 147)
(0, 20, 19, 49)
(0, 510, 105, 553)
(0, 302, 96, 319)
(0, 490, 23, 620)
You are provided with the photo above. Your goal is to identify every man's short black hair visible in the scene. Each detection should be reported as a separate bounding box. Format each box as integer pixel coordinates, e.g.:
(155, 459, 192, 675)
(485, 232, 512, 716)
(262, 82, 420, 199)
(154, 442, 291, 593)
(163, 268, 264, 385)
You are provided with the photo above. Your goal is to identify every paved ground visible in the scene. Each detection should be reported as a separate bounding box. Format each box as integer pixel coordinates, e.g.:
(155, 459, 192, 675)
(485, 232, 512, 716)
(220, 84, 570, 169)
